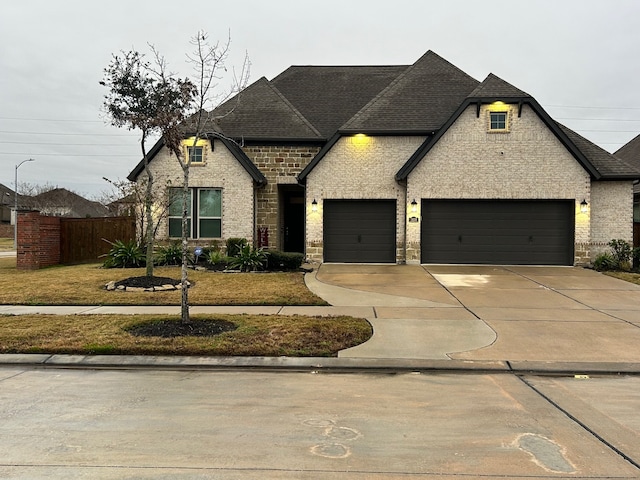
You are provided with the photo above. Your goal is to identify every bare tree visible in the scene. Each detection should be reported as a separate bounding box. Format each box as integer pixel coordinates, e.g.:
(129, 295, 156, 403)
(161, 31, 250, 323)
(100, 51, 196, 277)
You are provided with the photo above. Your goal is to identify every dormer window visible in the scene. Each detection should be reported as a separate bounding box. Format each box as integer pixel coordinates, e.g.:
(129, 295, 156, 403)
(489, 111, 508, 131)
(188, 146, 204, 163)
(181, 137, 211, 165)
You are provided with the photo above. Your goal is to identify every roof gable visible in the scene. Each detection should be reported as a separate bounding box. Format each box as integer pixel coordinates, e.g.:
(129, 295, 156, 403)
(211, 77, 322, 141)
(467, 73, 531, 99)
(340, 50, 479, 133)
(615, 133, 640, 167)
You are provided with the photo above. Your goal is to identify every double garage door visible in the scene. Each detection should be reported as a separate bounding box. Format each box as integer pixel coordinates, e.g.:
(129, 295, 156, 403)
(322, 199, 574, 265)
(421, 200, 574, 265)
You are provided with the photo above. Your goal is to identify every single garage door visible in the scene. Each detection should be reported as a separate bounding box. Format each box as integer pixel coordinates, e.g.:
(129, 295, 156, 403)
(421, 200, 574, 265)
(324, 200, 396, 263)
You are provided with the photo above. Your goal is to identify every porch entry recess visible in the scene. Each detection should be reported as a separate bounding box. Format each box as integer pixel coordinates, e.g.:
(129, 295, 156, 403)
(420, 199, 574, 265)
(323, 200, 396, 263)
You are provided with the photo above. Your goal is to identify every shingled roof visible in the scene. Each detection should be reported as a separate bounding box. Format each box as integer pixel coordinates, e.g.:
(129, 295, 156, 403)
(340, 51, 479, 133)
(210, 77, 322, 141)
(615, 133, 640, 167)
(272, 65, 407, 138)
(467, 73, 531, 100)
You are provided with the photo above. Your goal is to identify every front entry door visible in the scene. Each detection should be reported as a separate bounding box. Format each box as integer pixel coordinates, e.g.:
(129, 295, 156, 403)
(282, 190, 305, 253)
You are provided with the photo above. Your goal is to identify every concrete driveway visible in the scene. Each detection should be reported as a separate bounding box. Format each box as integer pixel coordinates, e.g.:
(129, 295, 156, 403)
(308, 264, 640, 363)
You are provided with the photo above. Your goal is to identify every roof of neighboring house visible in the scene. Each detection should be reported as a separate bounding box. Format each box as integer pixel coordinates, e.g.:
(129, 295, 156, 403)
(26, 188, 110, 218)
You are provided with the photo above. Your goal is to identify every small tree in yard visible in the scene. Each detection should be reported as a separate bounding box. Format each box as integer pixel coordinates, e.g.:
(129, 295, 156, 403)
(160, 31, 250, 323)
(100, 51, 196, 277)
(101, 31, 249, 323)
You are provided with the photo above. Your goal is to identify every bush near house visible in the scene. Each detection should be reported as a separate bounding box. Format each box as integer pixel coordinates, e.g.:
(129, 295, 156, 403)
(593, 239, 640, 272)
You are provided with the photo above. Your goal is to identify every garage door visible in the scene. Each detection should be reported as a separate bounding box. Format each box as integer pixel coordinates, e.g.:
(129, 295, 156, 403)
(324, 200, 396, 263)
(421, 200, 574, 265)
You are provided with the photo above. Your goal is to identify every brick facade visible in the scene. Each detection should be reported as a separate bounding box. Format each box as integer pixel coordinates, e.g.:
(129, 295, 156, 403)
(16, 211, 61, 270)
(142, 139, 257, 246)
(589, 180, 634, 257)
(305, 136, 426, 262)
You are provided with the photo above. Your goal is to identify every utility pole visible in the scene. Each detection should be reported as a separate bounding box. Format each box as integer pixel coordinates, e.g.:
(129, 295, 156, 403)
(14, 158, 35, 250)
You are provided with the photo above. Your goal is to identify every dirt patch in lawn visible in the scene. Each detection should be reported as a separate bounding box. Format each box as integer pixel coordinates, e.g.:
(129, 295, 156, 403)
(114, 276, 184, 289)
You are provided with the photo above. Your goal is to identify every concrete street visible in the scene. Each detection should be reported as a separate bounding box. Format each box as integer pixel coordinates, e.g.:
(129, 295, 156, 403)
(1, 368, 639, 479)
(1, 263, 640, 478)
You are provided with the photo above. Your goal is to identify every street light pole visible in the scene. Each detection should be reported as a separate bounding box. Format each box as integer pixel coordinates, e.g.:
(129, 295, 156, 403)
(14, 158, 35, 250)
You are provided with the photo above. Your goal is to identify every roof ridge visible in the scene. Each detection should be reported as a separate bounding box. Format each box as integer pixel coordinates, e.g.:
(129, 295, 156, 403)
(265, 81, 322, 137)
(467, 73, 531, 99)
(340, 50, 479, 132)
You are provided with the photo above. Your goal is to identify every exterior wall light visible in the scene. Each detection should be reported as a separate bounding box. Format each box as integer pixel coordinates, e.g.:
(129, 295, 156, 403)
(410, 199, 418, 213)
(580, 199, 588, 214)
(311, 199, 318, 212)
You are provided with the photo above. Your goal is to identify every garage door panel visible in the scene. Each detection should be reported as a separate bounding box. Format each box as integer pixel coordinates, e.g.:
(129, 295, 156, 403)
(324, 200, 396, 263)
(421, 200, 573, 265)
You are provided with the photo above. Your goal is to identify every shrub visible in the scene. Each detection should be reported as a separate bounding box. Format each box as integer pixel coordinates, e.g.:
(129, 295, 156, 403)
(593, 253, 616, 271)
(266, 251, 305, 271)
(102, 239, 145, 268)
(226, 237, 248, 258)
(155, 242, 183, 266)
(608, 239, 633, 270)
(228, 244, 269, 272)
(204, 249, 230, 270)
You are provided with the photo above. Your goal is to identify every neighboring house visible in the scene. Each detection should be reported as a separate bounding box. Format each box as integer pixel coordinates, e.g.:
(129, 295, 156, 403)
(128, 51, 640, 265)
(615, 133, 640, 223)
(0, 183, 14, 224)
(24, 188, 110, 218)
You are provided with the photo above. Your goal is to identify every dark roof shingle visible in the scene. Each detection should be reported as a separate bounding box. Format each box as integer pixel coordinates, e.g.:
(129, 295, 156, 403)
(340, 50, 479, 133)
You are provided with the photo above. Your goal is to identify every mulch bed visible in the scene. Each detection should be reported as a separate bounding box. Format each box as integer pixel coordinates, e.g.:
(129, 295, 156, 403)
(127, 319, 237, 338)
(114, 276, 189, 289)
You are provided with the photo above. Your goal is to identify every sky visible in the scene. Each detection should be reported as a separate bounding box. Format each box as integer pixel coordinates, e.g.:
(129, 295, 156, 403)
(1, 0, 639, 200)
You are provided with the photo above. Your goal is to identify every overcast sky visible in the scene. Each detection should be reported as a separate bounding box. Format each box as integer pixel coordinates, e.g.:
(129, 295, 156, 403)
(1, 0, 639, 200)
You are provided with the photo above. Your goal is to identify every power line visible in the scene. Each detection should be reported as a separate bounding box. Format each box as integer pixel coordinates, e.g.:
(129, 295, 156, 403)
(0, 130, 139, 137)
(0, 152, 136, 157)
(0, 141, 136, 146)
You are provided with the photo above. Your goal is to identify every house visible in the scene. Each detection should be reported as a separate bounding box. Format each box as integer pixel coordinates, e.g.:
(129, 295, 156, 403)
(615, 133, 640, 246)
(0, 183, 14, 224)
(128, 51, 640, 265)
(24, 188, 110, 218)
(615, 133, 640, 222)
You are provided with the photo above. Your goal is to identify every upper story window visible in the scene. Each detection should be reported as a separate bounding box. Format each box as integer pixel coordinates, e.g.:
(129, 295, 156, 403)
(188, 146, 204, 163)
(181, 137, 211, 165)
(489, 111, 508, 131)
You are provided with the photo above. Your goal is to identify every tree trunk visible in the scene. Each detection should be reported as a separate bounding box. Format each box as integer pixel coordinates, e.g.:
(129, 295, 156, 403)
(141, 136, 154, 278)
(181, 163, 190, 323)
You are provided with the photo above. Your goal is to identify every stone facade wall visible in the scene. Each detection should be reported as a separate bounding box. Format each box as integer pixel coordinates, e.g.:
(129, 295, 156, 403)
(305, 135, 426, 262)
(141, 139, 256, 245)
(405, 104, 593, 264)
(589, 180, 634, 257)
(242, 145, 319, 250)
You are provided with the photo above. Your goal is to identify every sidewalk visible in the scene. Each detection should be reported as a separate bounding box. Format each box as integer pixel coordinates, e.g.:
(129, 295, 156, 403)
(2, 263, 640, 374)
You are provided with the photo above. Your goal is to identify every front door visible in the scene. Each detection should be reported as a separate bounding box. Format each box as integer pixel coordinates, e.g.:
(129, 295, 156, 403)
(282, 189, 305, 253)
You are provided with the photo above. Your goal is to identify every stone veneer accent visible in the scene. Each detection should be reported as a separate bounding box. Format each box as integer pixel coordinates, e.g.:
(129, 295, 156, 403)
(242, 145, 320, 250)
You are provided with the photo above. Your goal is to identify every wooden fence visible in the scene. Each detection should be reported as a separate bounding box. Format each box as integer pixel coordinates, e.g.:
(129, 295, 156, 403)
(60, 216, 135, 264)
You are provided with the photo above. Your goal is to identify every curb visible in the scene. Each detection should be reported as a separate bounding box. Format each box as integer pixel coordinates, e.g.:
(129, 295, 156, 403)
(2, 354, 640, 376)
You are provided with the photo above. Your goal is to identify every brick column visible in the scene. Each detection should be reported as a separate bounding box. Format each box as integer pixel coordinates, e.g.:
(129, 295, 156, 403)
(16, 211, 61, 270)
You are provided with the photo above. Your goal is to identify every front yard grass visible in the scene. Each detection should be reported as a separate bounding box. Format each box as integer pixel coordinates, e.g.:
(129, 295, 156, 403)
(0, 314, 372, 357)
(0, 259, 373, 356)
(603, 270, 640, 285)
(0, 258, 327, 306)
(0, 238, 13, 251)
